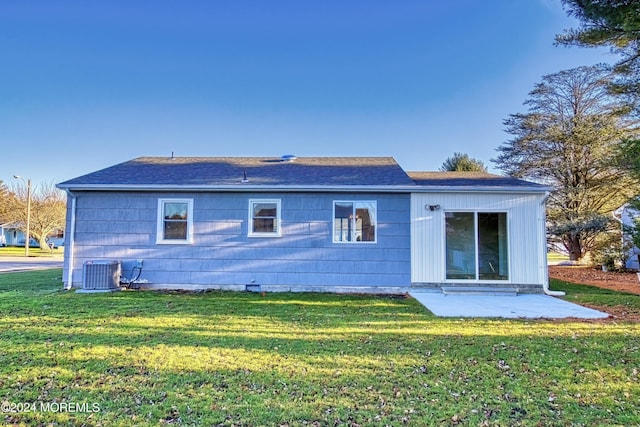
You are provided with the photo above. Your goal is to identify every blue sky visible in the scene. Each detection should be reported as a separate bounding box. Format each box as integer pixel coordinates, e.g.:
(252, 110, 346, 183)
(0, 0, 611, 187)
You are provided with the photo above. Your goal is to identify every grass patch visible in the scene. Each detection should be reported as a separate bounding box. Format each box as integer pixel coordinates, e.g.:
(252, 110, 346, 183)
(548, 252, 570, 263)
(0, 246, 63, 257)
(1, 270, 639, 426)
(551, 278, 640, 310)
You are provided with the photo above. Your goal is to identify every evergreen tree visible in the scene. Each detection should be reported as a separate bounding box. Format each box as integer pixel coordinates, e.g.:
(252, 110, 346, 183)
(439, 152, 488, 172)
(558, 0, 640, 101)
(493, 65, 639, 261)
(558, 0, 640, 180)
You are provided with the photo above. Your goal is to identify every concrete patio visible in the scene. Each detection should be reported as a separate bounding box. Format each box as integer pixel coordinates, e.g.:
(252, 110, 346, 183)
(409, 290, 609, 319)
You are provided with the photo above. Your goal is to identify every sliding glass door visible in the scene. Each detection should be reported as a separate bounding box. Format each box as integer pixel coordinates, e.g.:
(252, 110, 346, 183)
(445, 212, 476, 279)
(445, 212, 509, 281)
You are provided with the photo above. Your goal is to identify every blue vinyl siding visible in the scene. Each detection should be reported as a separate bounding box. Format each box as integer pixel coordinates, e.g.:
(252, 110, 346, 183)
(65, 191, 411, 289)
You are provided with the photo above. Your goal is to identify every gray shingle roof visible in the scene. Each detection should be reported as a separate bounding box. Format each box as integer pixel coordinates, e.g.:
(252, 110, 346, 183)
(408, 171, 548, 189)
(57, 157, 548, 192)
(58, 156, 416, 187)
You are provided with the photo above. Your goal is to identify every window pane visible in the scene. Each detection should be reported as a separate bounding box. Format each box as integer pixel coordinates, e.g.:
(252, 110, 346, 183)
(478, 213, 508, 280)
(250, 201, 279, 234)
(164, 221, 187, 240)
(334, 203, 353, 241)
(164, 203, 188, 220)
(163, 202, 188, 240)
(334, 218, 350, 242)
(253, 218, 276, 233)
(253, 203, 277, 218)
(445, 212, 476, 279)
(334, 202, 376, 243)
(355, 203, 375, 242)
(334, 203, 353, 218)
(157, 199, 192, 244)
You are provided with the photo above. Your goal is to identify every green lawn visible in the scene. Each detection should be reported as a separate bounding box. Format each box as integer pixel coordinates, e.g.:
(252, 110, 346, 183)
(1, 270, 639, 426)
(552, 279, 640, 312)
(0, 246, 63, 257)
(548, 252, 570, 263)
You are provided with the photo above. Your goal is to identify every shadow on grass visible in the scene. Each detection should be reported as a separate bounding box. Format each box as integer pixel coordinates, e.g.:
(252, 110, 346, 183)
(1, 270, 639, 426)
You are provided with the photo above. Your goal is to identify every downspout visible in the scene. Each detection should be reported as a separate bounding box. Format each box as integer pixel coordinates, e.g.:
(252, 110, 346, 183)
(64, 190, 77, 290)
(540, 191, 565, 296)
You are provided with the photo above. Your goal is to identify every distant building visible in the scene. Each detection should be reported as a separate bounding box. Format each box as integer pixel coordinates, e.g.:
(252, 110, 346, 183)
(613, 203, 640, 271)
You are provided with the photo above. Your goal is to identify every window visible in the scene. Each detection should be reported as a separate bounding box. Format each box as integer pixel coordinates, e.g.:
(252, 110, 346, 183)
(157, 199, 193, 244)
(249, 199, 281, 237)
(333, 201, 377, 243)
(445, 212, 508, 280)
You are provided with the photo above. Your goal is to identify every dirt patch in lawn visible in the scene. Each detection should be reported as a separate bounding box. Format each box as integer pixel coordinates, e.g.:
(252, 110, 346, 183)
(597, 305, 640, 322)
(549, 266, 640, 295)
(549, 266, 640, 322)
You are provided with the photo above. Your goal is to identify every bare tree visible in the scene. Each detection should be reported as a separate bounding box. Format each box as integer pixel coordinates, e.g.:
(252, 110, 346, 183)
(9, 182, 66, 250)
(0, 180, 11, 224)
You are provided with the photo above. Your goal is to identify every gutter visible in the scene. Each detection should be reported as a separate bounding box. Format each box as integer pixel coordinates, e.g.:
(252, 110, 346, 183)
(56, 183, 551, 194)
(64, 190, 77, 290)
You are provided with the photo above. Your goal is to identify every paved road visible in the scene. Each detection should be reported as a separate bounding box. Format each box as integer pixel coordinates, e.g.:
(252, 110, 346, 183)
(0, 256, 64, 273)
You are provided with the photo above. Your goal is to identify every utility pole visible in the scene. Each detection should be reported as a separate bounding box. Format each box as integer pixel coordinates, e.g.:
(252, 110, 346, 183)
(13, 175, 31, 257)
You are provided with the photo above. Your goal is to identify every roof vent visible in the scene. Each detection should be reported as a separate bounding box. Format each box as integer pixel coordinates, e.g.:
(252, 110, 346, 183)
(281, 154, 297, 162)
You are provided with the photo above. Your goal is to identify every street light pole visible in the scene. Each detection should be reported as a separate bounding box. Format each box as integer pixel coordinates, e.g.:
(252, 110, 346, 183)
(13, 175, 31, 257)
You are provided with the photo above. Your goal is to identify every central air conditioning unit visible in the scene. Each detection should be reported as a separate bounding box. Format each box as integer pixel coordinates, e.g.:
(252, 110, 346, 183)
(82, 260, 121, 290)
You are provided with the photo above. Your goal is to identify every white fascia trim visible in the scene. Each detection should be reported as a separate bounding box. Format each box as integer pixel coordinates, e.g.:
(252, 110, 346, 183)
(56, 184, 413, 192)
(412, 185, 552, 193)
(56, 184, 551, 194)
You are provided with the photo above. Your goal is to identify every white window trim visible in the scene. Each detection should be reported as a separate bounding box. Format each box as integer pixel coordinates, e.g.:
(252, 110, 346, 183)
(156, 198, 194, 245)
(442, 210, 510, 282)
(248, 199, 282, 237)
(332, 200, 378, 244)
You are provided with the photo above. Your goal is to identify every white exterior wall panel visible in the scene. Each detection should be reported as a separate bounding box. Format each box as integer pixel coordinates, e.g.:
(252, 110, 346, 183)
(411, 192, 547, 286)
